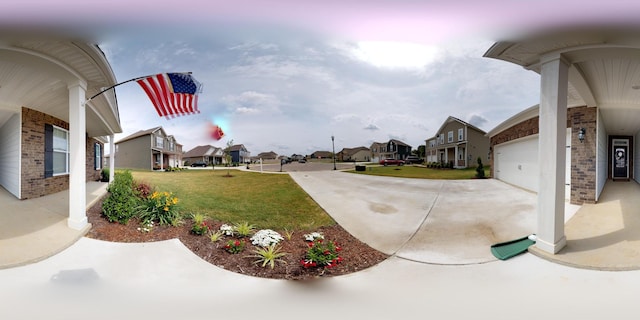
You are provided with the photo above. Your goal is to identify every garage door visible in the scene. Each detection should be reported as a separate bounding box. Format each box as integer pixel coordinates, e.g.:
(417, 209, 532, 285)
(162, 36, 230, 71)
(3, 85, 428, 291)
(494, 129, 571, 200)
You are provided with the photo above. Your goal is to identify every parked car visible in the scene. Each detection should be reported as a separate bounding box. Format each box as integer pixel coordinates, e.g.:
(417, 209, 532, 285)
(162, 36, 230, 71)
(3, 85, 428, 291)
(298, 158, 307, 163)
(190, 161, 207, 167)
(379, 159, 405, 166)
(405, 156, 423, 164)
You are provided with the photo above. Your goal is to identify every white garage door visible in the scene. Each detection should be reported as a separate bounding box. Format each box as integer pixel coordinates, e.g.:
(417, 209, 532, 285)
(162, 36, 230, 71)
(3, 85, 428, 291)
(494, 129, 571, 200)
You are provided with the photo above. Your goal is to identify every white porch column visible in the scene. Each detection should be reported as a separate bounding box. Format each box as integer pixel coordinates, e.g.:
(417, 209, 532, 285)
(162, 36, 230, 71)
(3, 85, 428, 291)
(536, 53, 569, 254)
(109, 134, 115, 183)
(68, 81, 88, 230)
(454, 146, 459, 168)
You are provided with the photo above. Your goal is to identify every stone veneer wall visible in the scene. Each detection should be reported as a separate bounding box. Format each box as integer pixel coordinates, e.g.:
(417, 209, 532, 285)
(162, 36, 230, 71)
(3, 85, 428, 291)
(489, 106, 597, 205)
(21, 107, 103, 199)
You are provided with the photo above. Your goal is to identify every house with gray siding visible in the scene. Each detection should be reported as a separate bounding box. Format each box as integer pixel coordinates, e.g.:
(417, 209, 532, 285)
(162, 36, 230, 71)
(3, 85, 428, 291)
(114, 127, 182, 170)
(425, 116, 489, 168)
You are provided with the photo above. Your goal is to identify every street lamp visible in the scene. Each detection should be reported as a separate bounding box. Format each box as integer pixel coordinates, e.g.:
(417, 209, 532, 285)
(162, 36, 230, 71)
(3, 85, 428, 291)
(331, 135, 336, 170)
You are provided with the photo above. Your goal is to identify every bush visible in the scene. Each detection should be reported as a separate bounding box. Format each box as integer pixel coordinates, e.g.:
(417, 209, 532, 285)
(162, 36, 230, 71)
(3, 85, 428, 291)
(139, 190, 182, 226)
(300, 238, 343, 269)
(100, 168, 110, 182)
(102, 170, 138, 224)
(475, 157, 486, 179)
(190, 213, 210, 236)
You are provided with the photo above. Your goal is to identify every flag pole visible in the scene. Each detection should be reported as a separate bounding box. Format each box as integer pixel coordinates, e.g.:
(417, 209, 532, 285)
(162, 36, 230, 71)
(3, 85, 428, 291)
(83, 72, 192, 106)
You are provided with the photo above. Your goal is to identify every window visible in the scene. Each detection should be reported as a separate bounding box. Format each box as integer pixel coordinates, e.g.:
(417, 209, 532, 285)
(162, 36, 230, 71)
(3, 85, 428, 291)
(45, 125, 69, 177)
(438, 134, 444, 144)
(95, 143, 102, 170)
(458, 128, 464, 141)
(448, 131, 453, 143)
(155, 135, 164, 148)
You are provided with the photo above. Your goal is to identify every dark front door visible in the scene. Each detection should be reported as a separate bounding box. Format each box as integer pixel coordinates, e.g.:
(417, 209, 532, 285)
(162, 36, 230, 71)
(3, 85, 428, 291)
(613, 146, 628, 179)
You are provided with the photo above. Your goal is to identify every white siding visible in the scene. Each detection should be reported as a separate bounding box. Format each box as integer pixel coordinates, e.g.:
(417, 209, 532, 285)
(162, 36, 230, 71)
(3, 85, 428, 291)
(494, 135, 539, 193)
(0, 113, 21, 198)
(494, 129, 571, 200)
(597, 110, 607, 201)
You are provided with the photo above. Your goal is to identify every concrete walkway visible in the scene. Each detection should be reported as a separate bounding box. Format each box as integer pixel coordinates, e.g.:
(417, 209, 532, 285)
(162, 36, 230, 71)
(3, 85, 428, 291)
(0, 182, 107, 269)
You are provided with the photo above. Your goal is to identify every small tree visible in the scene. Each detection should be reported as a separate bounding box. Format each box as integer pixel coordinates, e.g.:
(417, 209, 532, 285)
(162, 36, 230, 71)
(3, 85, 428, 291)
(475, 157, 485, 179)
(223, 139, 234, 177)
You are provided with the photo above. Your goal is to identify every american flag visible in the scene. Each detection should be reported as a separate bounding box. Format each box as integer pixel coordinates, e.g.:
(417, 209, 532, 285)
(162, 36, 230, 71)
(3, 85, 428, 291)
(136, 73, 202, 119)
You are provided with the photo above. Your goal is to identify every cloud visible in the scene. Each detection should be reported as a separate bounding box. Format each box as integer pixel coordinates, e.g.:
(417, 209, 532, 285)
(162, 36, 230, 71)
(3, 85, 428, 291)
(363, 123, 379, 131)
(467, 114, 488, 128)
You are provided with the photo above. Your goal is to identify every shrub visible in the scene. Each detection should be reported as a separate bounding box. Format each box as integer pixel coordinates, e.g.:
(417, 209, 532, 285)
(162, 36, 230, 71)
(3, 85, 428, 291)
(190, 213, 210, 236)
(250, 245, 288, 269)
(102, 170, 138, 224)
(250, 229, 284, 247)
(209, 230, 225, 243)
(219, 224, 235, 236)
(224, 239, 245, 254)
(301, 239, 343, 269)
(133, 180, 153, 199)
(475, 157, 485, 179)
(233, 221, 256, 238)
(100, 168, 110, 182)
(139, 191, 181, 226)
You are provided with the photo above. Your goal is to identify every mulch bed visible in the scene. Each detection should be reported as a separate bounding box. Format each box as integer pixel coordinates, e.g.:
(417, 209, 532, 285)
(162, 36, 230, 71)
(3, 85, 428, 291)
(85, 196, 389, 280)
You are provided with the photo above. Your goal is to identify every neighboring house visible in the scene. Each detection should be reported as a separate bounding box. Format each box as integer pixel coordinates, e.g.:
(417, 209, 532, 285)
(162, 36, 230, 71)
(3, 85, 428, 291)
(310, 151, 333, 159)
(425, 116, 490, 168)
(228, 144, 250, 163)
(256, 151, 278, 160)
(370, 139, 412, 163)
(337, 146, 370, 162)
(114, 127, 183, 170)
(183, 145, 225, 165)
(0, 40, 122, 230)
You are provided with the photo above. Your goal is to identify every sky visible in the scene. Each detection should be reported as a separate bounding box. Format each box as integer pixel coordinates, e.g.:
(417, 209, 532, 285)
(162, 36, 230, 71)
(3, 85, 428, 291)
(4, 1, 640, 157)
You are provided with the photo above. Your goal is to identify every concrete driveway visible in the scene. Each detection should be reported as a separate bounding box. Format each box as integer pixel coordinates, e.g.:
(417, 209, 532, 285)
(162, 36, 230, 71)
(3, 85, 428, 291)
(289, 171, 538, 264)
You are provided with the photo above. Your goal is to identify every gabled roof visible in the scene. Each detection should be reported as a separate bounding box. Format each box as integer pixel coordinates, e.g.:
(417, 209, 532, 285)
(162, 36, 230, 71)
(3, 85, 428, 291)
(183, 145, 216, 158)
(228, 144, 247, 152)
(432, 116, 486, 139)
(311, 151, 333, 158)
(339, 146, 370, 156)
(116, 126, 164, 144)
(389, 139, 411, 147)
(257, 151, 278, 158)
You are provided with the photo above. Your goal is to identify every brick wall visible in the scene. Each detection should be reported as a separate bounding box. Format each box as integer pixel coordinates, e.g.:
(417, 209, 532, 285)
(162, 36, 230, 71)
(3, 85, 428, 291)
(21, 107, 104, 199)
(569, 107, 597, 204)
(489, 106, 597, 205)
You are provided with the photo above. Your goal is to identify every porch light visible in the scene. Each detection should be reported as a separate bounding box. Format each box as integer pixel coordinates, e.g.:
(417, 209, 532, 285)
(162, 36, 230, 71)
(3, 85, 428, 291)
(578, 128, 586, 143)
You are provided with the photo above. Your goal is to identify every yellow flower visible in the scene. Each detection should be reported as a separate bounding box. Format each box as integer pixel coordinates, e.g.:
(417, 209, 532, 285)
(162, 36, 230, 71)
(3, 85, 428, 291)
(151, 191, 159, 199)
(172, 198, 179, 205)
(164, 206, 169, 211)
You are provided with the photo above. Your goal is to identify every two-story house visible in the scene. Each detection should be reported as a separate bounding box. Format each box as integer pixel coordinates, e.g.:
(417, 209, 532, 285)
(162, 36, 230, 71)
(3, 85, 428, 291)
(425, 116, 489, 168)
(183, 145, 225, 165)
(114, 127, 183, 170)
(370, 140, 412, 162)
(228, 144, 250, 163)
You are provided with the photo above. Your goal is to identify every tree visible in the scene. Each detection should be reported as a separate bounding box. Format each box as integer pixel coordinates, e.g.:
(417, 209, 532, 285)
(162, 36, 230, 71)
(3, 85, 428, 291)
(475, 156, 485, 179)
(224, 139, 234, 177)
(416, 145, 426, 158)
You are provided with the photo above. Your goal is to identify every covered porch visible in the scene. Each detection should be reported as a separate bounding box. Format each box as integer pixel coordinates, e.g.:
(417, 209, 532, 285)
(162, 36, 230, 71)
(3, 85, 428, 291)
(0, 181, 108, 269)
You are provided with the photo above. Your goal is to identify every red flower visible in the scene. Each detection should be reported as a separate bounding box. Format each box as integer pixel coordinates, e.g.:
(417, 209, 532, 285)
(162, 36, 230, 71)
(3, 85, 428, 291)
(307, 242, 314, 248)
(324, 250, 330, 255)
(234, 240, 240, 246)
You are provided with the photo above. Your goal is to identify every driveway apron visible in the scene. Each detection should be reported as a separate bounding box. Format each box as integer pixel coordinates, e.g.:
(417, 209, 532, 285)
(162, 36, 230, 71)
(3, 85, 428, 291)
(288, 171, 538, 264)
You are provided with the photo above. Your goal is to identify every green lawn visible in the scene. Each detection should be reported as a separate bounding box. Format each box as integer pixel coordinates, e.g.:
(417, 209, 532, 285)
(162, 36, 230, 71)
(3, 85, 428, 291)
(130, 170, 335, 231)
(349, 165, 491, 179)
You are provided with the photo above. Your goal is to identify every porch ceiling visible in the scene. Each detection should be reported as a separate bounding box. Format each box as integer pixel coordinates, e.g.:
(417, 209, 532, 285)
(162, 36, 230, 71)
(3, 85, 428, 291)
(0, 41, 121, 137)
(484, 28, 640, 136)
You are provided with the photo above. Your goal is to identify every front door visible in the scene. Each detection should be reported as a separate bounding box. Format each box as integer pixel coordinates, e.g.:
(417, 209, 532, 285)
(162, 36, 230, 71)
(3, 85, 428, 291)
(612, 139, 629, 180)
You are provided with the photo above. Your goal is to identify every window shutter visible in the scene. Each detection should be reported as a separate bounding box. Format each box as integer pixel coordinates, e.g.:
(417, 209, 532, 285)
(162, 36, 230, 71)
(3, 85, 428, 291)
(44, 124, 53, 178)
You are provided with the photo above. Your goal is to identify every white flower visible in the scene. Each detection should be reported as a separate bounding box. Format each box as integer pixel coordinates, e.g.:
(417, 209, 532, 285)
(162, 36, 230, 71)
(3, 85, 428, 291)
(250, 229, 284, 247)
(220, 224, 234, 236)
(303, 232, 324, 241)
